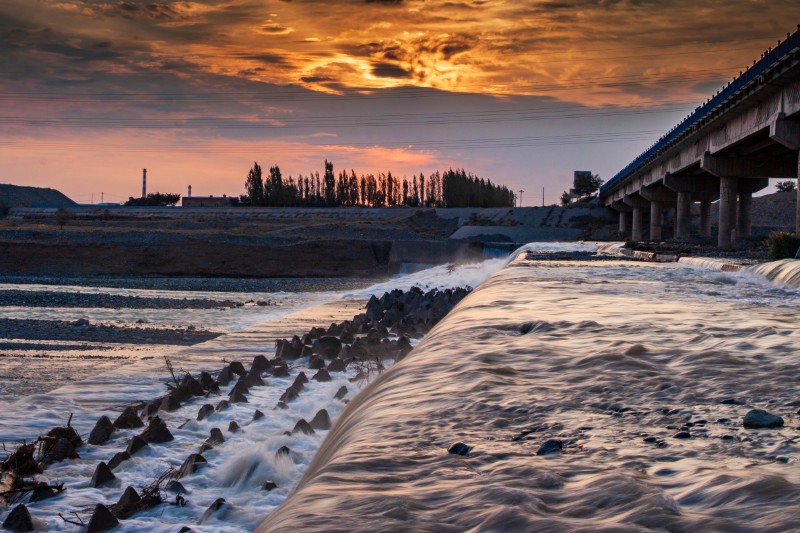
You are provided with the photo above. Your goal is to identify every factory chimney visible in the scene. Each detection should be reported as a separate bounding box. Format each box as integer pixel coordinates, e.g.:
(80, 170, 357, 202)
(188, 185, 192, 198)
(142, 168, 147, 198)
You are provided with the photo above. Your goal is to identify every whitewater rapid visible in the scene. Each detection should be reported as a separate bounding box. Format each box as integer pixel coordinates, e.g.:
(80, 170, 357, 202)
(259, 249, 800, 532)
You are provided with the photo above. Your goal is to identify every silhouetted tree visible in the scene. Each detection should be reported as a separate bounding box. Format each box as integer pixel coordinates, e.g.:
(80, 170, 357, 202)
(244, 162, 264, 206)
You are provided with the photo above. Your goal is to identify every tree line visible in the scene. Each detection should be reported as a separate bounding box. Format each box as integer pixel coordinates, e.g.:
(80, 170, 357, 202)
(243, 160, 515, 208)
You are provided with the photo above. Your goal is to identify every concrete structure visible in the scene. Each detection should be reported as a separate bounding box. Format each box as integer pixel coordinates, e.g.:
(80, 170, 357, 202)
(181, 195, 236, 207)
(601, 29, 800, 247)
(142, 168, 147, 199)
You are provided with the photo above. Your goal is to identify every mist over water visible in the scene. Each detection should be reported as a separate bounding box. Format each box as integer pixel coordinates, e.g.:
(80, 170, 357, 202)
(260, 250, 800, 532)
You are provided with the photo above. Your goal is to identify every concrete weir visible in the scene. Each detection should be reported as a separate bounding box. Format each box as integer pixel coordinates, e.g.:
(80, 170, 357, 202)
(602, 28, 800, 247)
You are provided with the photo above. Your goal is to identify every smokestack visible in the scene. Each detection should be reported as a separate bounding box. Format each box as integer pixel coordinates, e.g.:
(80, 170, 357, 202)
(188, 185, 192, 198)
(142, 168, 147, 198)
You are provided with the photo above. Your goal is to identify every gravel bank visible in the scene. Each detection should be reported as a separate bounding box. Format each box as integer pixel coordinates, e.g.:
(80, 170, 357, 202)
(0, 319, 221, 345)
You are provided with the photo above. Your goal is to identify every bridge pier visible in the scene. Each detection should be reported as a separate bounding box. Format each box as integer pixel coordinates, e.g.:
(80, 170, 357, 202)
(718, 176, 738, 248)
(675, 192, 691, 239)
(632, 208, 643, 241)
(619, 210, 629, 235)
(737, 192, 753, 239)
(649, 201, 662, 241)
(700, 201, 712, 237)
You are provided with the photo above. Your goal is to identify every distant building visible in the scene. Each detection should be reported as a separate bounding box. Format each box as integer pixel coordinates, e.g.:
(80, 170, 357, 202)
(181, 195, 237, 207)
(567, 171, 594, 202)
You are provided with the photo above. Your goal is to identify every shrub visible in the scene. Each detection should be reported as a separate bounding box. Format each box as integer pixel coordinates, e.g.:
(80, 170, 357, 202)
(766, 231, 800, 260)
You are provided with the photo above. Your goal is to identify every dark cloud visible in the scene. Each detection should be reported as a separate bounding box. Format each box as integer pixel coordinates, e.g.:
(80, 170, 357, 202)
(301, 75, 335, 83)
(365, 0, 404, 5)
(371, 62, 412, 78)
(243, 53, 287, 65)
(91, 1, 182, 21)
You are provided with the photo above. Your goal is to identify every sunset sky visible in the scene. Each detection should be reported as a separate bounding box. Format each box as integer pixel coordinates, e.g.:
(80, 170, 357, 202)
(2, 0, 799, 205)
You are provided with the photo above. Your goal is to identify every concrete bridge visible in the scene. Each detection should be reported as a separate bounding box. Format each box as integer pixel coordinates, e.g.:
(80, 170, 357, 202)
(601, 28, 800, 247)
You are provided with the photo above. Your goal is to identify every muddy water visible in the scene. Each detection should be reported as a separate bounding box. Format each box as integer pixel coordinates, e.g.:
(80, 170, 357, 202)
(259, 251, 800, 532)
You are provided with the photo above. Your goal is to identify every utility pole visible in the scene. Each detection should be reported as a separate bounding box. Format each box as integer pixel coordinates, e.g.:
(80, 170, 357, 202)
(101, 192, 104, 203)
(542, 187, 545, 206)
(518, 189, 524, 208)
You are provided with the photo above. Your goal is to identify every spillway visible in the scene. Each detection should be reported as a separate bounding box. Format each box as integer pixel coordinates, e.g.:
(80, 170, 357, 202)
(259, 250, 800, 532)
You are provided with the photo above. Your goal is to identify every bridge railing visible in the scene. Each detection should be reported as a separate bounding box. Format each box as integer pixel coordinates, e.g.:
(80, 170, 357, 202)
(601, 28, 800, 195)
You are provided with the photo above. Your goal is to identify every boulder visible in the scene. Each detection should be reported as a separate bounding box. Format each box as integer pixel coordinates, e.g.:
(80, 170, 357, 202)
(272, 364, 290, 378)
(253, 409, 265, 421)
(199, 371, 216, 390)
(261, 481, 278, 491)
(228, 361, 246, 376)
(29, 483, 60, 502)
(42, 438, 79, 465)
(275, 446, 291, 458)
(216, 367, 233, 386)
(90, 461, 116, 488)
(198, 498, 227, 525)
(245, 367, 265, 387)
(743, 409, 784, 429)
(308, 357, 325, 370)
(165, 480, 187, 494)
(275, 338, 302, 360)
(312, 336, 342, 358)
(327, 358, 346, 372)
(140, 416, 174, 443)
(2, 443, 40, 476)
(447, 442, 471, 456)
(309, 409, 332, 431)
(88, 416, 115, 446)
(108, 451, 131, 470)
(2, 504, 33, 532)
(292, 419, 315, 435)
(126, 436, 149, 455)
(290, 376, 305, 391)
(536, 439, 563, 456)
(160, 395, 181, 412)
(117, 486, 141, 507)
(312, 369, 332, 382)
(251, 355, 271, 374)
(141, 401, 160, 418)
(279, 387, 299, 403)
(228, 421, 241, 433)
(197, 404, 214, 421)
(86, 504, 118, 532)
(215, 400, 230, 412)
(205, 428, 225, 447)
(229, 389, 248, 403)
(178, 453, 207, 478)
(334, 386, 348, 400)
(295, 371, 309, 384)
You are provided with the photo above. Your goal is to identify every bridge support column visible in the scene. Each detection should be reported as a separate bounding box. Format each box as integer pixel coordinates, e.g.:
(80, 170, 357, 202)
(718, 176, 738, 248)
(700, 201, 712, 237)
(632, 207, 644, 241)
(619, 210, 629, 235)
(650, 201, 662, 241)
(737, 192, 753, 239)
(676, 192, 691, 239)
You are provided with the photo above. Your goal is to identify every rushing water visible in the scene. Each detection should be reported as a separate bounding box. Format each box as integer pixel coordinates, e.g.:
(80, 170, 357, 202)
(259, 247, 800, 532)
(0, 259, 506, 532)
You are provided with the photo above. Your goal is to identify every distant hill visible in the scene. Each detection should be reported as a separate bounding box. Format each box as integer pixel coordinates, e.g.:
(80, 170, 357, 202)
(0, 184, 76, 210)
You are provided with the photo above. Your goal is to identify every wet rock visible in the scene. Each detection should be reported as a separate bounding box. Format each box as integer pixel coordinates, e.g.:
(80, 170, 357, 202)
(160, 395, 181, 412)
(215, 400, 230, 412)
(29, 483, 60, 502)
(2, 504, 34, 532)
(291, 376, 305, 391)
(165, 480, 187, 494)
(197, 404, 214, 421)
(275, 446, 291, 458)
(275, 401, 288, 410)
(117, 486, 141, 507)
(275, 338, 302, 360)
(292, 419, 315, 435)
(720, 398, 742, 405)
(245, 367, 265, 387)
(312, 336, 342, 359)
(87, 503, 118, 532)
(108, 451, 131, 470)
(673, 431, 692, 439)
(309, 357, 325, 370)
(743, 409, 784, 429)
(2, 443, 40, 476)
(199, 371, 216, 390)
(216, 367, 233, 386)
(643, 436, 658, 444)
(141, 401, 160, 418)
(536, 439, 563, 456)
(73, 318, 90, 327)
(312, 369, 332, 382)
(140, 416, 174, 443)
(334, 386, 348, 400)
(229, 389, 248, 403)
(126, 435, 149, 455)
(228, 361, 246, 376)
(205, 428, 224, 447)
(251, 355, 271, 374)
(448, 442, 471, 456)
(180, 374, 205, 397)
(253, 409, 264, 421)
(340, 331, 355, 344)
(42, 437, 79, 465)
(228, 421, 240, 433)
(261, 481, 278, 491)
(231, 379, 250, 396)
(198, 498, 227, 525)
(88, 416, 115, 446)
(309, 409, 331, 431)
(279, 387, 299, 403)
(90, 461, 116, 488)
(327, 358, 346, 372)
(46, 426, 82, 449)
(272, 364, 290, 378)
(178, 453, 207, 478)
